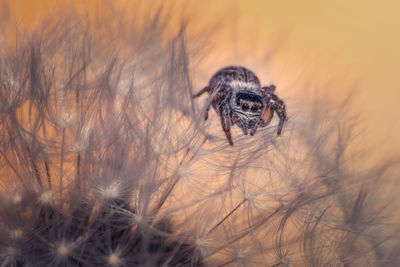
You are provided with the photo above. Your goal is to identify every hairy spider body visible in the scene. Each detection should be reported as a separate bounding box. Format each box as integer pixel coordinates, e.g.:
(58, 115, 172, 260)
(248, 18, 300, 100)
(193, 66, 286, 146)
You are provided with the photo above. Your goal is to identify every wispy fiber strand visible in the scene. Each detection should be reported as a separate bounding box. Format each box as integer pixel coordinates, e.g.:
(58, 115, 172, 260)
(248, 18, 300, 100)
(0, 3, 399, 267)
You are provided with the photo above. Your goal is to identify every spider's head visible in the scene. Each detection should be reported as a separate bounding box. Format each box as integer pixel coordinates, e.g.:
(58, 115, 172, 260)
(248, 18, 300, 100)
(232, 90, 264, 129)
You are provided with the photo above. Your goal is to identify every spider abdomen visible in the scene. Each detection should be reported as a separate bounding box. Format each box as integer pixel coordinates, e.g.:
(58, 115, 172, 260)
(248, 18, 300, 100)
(208, 66, 261, 91)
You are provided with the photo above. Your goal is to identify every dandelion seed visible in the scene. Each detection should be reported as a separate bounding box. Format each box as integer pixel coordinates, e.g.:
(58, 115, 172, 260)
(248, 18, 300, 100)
(39, 191, 54, 204)
(69, 125, 93, 152)
(131, 213, 145, 226)
(9, 228, 23, 239)
(108, 252, 122, 266)
(11, 194, 22, 204)
(235, 249, 251, 266)
(58, 110, 73, 128)
(177, 166, 189, 180)
(5, 247, 16, 256)
(195, 238, 212, 251)
(70, 141, 89, 153)
(98, 181, 121, 200)
(56, 242, 70, 258)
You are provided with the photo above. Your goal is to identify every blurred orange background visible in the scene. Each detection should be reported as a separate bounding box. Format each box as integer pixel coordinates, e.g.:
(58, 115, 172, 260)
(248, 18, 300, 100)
(3, 0, 400, 157)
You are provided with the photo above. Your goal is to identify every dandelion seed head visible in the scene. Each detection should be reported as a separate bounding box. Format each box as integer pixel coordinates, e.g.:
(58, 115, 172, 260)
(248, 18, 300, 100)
(236, 249, 250, 265)
(151, 142, 163, 155)
(108, 252, 121, 266)
(39, 191, 54, 204)
(194, 238, 211, 256)
(194, 237, 211, 249)
(69, 125, 93, 152)
(5, 246, 16, 256)
(11, 194, 22, 204)
(177, 166, 189, 180)
(116, 80, 131, 97)
(98, 181, 121, 200)
(244, 193, 260, 208)
(56, 242, 70, 258)
(131, 213, 145, 225)
(70, 141, 89, 152)
(21, 125, 32, 140)
(9, 228, 23, 239)
(58, 110, 73, 127)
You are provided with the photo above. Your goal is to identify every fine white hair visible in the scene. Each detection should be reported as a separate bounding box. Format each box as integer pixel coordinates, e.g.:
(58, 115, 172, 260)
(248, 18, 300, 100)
(229, 80, 260, 91)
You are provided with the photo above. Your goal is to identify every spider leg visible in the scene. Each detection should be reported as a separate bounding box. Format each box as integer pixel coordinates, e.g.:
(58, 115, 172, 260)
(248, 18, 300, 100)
(261, 84, 276, 94)
(204, 100, 211, 120)
(192, 86, 210, 98)
(260, 85, 275, 128)
(232, 114, 248, 135)
(204, 87, 224, 121)
(261, 85, 286, 135)
(269, 93, 287, 135)
(219, 104, 234, 146)
(250, 118, 263, 136)
(195, 83, 234, 145)
(193, 86, 215, 120)
(260, 107, 274, 127)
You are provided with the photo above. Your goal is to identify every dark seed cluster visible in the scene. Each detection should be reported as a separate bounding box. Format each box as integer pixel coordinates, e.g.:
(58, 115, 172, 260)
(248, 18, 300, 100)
(1, 196, 202, 267)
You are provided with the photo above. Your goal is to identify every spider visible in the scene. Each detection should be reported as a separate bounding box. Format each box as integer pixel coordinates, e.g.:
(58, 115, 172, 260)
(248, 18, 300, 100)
(193, 66, 287, 146)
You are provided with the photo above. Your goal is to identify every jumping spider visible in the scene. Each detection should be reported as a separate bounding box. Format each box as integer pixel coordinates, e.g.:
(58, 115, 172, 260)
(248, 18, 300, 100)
(193, 66, 287, 146)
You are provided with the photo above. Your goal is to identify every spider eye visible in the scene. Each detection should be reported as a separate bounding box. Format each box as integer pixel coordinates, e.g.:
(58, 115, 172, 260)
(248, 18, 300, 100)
(241, 103, 249, 111)
(251, 105, 258, 112)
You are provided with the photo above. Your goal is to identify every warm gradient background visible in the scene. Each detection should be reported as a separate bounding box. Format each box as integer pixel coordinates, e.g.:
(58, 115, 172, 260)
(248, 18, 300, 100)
(3, 0, 400, 157)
